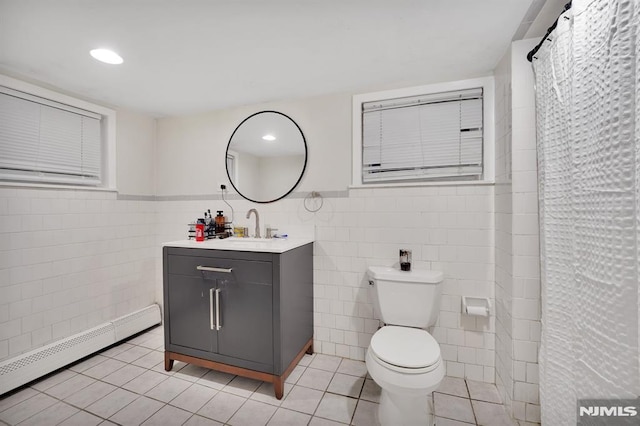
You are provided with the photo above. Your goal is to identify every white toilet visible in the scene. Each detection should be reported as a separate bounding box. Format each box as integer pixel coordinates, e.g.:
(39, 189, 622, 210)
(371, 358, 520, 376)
(365, 266, 445, 426)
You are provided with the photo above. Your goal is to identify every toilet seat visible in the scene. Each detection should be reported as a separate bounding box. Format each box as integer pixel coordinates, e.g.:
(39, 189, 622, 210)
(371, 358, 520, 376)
(370, 326, 441, 373)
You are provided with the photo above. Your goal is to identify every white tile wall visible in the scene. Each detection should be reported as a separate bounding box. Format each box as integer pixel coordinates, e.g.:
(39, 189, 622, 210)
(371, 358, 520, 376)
(156, 184, 497, 382)
(0, 187, 157, 361)
(494, 46, 516, 419)
(494, 39, 541, 425)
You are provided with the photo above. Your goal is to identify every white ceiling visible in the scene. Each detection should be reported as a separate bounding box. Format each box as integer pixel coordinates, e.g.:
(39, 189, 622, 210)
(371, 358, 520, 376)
(0, 0, 536, 117)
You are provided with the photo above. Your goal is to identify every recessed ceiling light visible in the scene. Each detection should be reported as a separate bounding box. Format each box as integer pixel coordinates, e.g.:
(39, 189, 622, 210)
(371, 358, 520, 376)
(262, 134, 276, 141)
(90, 48, 123, 65)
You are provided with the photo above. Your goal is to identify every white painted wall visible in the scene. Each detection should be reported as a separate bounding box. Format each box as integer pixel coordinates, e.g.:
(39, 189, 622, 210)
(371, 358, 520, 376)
(116, 110, 157, 196)
(156, 93, 351, 195)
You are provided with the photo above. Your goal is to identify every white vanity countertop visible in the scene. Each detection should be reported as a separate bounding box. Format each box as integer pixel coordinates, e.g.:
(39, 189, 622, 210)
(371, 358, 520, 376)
(162, 237, 314, 253)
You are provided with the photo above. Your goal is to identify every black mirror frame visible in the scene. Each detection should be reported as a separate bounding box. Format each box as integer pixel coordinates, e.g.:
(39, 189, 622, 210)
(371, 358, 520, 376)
(225, 110, 308, 204)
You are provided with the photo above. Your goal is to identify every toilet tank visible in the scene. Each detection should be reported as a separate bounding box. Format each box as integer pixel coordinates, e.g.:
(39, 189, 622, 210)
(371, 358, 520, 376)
(367, 266, 443, 328)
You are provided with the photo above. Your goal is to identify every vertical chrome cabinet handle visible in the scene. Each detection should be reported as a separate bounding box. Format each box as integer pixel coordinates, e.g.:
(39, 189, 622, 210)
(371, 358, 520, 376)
(215, 288, 222, 330)
(209, 288, 214, 330)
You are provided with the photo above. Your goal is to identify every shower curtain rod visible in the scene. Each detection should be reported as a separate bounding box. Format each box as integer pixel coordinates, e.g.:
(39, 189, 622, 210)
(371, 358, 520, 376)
(526, 1, 572, 62)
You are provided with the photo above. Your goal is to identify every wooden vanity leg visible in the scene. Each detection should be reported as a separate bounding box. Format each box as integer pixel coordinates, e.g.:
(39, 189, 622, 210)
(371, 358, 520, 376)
(164, 352, 174, 371)
(274, 377, 284, 400)
(306, 341, 314, 355)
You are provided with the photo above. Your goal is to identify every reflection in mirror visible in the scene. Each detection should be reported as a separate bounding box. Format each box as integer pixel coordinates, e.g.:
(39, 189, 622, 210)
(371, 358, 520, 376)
(226, 111, 307, 203)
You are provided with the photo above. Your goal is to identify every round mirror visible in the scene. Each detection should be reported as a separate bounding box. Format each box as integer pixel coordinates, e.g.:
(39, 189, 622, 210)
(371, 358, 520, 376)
(226, 111, 307, 203)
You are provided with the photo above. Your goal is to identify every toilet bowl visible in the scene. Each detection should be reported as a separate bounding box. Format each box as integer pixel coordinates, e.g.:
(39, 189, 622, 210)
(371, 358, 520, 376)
(365, 266, 445, 426)
(366, 326, 445, 425)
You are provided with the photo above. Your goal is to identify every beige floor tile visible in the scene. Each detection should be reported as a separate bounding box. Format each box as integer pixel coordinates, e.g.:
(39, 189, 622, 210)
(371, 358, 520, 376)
(58, 410, 103, 426)
(102, 343, 135, 359)
(197, 391, 246, 423)
(0, 393, 58, 425)
(18, 401, 78, 426)
(64, 381, 117, 408)
(83, 358, 128, 379)
(435, 377, 469, 398)
(31, 369, 77, 392)
(280, 385, 323, 415)
(142, 404, 192, 426)
(223, 376, 263, 398)
(336, 359, 367, 378)
(308, 354, 341, 372)
(102, 364, 147, 387)
(308, 417, 346, 426)
(182, 414, 224, 426)
(472, 400, 515, 426)
(145, 377, 192, 403)
(138, 336, 164, 350)
(352, 400, 380, 426)
(327, 373, 364, 398)
(132, 350, 165, 369)
(297, 354, 315, 367)
(467, 380, 501, 404)
(85, 388, 138, 419)
(123, 370, 169, 395)
(197, 370, 236, 390)
(359, 379, 381, 403)
(249, 382, 291, 406)
(314, 393, 357, 424)
(169, 383, 217, 413)
(113, 346, 152, 363)
(434, 393, 475, 424)
(70, 355, 109, 373)
(0, 387, 39, 412)
(44, 374, 96, 399)
(228, 399, 277, 426)
(109, 396, 163, 425)
(284, 365, 306, 385)
(267, 407, 312, 426)
(435, 416, 475, 425)
(173, 364, 209, 383)
(297, 368, 334, 391)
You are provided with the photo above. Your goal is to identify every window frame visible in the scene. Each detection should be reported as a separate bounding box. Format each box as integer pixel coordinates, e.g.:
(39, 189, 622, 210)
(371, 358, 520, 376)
(352, 77, 495, 187)
(0, 74, 117, 191)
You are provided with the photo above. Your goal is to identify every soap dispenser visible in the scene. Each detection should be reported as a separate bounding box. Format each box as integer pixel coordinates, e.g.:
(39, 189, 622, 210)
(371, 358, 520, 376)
(399, 249, 412, 271)
(215, 211, 226, 235)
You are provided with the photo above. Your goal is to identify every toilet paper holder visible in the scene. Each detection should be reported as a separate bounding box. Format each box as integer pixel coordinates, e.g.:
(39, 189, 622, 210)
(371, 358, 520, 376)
(461, 296, 491, 317)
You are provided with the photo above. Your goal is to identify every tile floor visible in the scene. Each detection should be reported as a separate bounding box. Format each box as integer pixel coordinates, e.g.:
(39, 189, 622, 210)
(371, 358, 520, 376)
(0, 326, 515, 425)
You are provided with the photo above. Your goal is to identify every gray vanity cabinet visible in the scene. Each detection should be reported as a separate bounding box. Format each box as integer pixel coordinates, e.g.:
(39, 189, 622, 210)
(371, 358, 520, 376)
(163, 243, 313, 399)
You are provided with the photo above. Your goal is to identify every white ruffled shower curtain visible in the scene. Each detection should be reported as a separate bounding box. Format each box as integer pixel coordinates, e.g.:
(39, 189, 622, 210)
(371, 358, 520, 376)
(532, 0, 640, 424)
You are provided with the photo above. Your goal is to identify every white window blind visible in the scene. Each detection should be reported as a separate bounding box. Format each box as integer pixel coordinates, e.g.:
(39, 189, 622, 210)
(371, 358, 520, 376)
(0, 86, 102, 185)
(362, 87, 483, 183)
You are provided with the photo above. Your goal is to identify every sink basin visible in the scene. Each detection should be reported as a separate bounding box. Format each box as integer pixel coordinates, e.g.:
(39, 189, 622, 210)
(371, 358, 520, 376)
(225, 237, 282, 243)
(163, 236, 313, 253)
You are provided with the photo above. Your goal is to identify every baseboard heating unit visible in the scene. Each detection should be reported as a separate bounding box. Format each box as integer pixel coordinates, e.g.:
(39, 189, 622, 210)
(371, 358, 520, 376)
(0, 304, 161, 395)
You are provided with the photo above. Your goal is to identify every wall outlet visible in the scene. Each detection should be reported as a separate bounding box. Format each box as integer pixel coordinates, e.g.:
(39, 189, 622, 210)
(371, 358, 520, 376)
(217, 182, 227, 192)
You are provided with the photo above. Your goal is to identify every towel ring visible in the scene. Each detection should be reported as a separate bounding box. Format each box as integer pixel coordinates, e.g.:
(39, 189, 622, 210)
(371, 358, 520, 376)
(304, 191, 323, 213)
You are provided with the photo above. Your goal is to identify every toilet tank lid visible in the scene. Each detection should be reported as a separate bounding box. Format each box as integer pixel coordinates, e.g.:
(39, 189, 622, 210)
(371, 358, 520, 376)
(367, 266, 443, 283)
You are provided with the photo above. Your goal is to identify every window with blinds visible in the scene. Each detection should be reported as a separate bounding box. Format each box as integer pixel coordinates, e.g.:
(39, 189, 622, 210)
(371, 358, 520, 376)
(0, 86, 102, 186)
(361, 87, 483, 183)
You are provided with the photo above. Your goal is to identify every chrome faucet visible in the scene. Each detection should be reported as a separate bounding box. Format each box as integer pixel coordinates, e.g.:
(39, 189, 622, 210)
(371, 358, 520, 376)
(246, 209, 261, 238)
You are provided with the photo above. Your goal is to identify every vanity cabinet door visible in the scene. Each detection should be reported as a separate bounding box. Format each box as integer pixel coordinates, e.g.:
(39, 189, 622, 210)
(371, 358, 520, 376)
(166, 274, 215, 353)
(216, 259, 273, 366)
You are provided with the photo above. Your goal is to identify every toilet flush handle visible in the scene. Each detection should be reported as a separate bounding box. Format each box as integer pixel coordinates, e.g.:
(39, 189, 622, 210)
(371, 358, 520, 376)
(368, 280, 374, 286)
